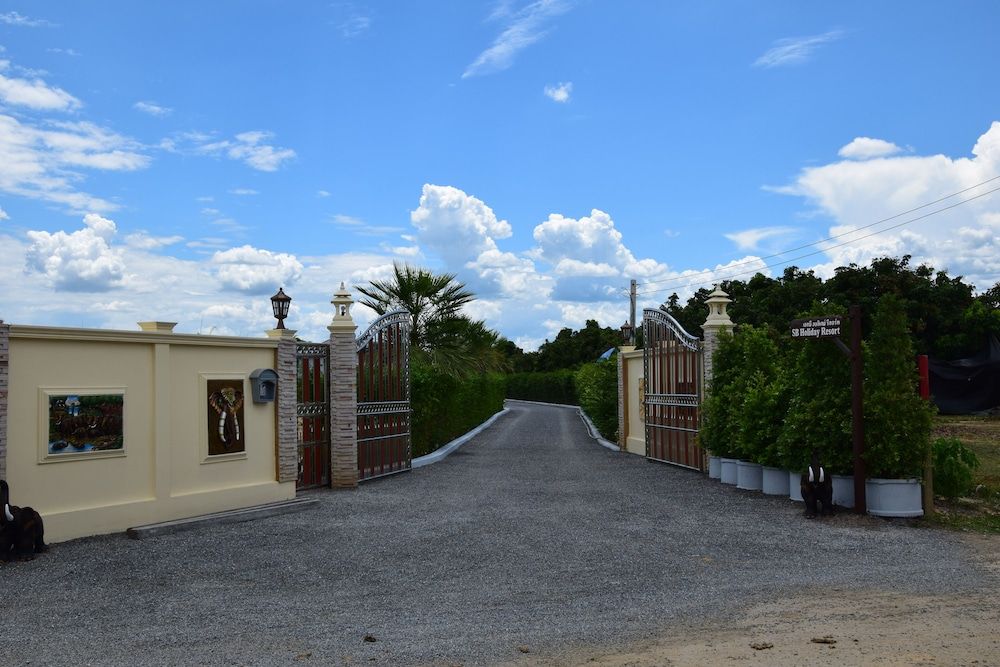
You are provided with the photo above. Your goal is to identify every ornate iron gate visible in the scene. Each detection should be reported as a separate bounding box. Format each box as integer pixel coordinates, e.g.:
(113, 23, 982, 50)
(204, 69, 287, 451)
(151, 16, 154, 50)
(642, 308, 705, 470)
(296, 342, 330, 489)
(356, 311, 411, 481)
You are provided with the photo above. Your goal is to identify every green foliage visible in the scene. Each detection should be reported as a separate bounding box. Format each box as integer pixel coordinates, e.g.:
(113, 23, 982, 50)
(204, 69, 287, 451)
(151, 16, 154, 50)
(505, 370, 578, 405)
(409, 360, 506, 457)
(575, 359, 618, 441)
(701, 331, 741, 458)
(932, 437, 981, 499)
(778, 305, 853, 474)
(863, 294, 935, 478)
(526, 320, 622, 372)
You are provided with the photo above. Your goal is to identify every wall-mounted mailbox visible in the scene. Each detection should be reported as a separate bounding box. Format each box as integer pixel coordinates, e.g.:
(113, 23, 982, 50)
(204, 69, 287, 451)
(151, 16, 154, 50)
(249, 368, 279, 404)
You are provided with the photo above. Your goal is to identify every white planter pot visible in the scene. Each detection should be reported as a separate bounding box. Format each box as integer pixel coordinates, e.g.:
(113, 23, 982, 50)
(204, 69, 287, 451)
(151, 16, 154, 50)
(762, 466, 790, 496)
(866, 478, 924, 518)
(736, 461, 763, 491)
(708, 456, 722, 479)
(720, 458, 739, 485)
(788, 470, 803, 502)
(832, 474, 854, 509)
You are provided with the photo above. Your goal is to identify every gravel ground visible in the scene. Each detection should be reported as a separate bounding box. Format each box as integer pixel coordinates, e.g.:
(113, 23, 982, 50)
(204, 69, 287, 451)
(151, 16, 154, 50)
(1, 400, 993, 666)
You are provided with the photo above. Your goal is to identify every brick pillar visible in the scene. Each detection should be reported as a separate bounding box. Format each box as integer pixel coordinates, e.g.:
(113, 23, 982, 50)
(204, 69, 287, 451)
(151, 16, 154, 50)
(328, 284, 358, 489)
(268, 328, 299, 483)
(0, 321, 9, 481)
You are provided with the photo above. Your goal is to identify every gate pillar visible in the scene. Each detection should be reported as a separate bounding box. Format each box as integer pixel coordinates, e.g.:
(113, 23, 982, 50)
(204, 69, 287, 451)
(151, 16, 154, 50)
(328, 283, 359, 489)
(701, 286, 734, 396)
(268, 326, 299, 483)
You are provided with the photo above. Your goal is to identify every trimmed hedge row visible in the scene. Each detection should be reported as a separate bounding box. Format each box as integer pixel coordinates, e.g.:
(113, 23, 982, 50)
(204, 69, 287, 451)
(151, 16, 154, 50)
(505, 370, 578, 405)
(575, 360, 619, 442)
(410, 363, 506, 458)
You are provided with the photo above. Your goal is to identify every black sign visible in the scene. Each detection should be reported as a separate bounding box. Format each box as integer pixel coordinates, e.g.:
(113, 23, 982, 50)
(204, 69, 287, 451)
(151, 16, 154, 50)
(790, 316, 844, 339)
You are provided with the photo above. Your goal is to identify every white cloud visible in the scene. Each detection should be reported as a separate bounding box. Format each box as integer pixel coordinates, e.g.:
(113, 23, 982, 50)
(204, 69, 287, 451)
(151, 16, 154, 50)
(463, 0, 572, 78)
(123, 232, 184, 250)
(777, 121, 1000, 289)
(317, 190, 331, 198)
(544, 81, 572, 103)
(211, 245, 304, 294)
(229, 188, 258, 196)
(47, 48, 81, 57)
(724, 225, 798, 251)
(838, 137, 902, 160)
(0, 206, 8, 220)
(24, 214, 125, 291)
(339, 14, 371, 37)
(0, 67, 81, 111)
(133, 100, 172, 117)
(532, 209, 634, 269)
(410, 184, 512, 265)
(0, 11, 51, 27)
(754, 30, 843, 68)
(184, 130, 296, 172)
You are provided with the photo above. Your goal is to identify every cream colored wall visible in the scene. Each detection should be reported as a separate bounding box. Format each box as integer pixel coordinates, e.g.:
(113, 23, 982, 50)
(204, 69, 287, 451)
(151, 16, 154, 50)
(622, 350, 645, 456)
(6, 326, 295, 543)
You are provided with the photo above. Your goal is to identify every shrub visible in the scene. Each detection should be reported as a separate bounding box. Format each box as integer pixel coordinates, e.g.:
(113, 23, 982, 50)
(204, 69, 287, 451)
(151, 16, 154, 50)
(504, 370, 578, 405)
(701, 330, 741, 458)
(410, 361, 506, 457)
(864, 294, 935, 478)
(576, 359, 618, 441)
(733, 326, 789, 467)
(932, 437, 980, 499)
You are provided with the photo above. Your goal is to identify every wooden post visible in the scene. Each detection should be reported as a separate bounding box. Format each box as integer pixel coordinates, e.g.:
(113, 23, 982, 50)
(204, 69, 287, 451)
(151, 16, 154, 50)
(917, 354, 934, 515)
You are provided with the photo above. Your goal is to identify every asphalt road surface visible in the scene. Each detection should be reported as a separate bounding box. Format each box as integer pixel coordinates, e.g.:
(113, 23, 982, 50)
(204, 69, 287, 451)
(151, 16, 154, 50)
(1, 401, 991, 666)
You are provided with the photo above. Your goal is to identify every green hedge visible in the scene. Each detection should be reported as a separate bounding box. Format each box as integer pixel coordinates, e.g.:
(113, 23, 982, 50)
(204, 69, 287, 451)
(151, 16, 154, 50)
(575, 359, 619, 441)
(410, 362, 506, 458)
(505, 370, 578, 405)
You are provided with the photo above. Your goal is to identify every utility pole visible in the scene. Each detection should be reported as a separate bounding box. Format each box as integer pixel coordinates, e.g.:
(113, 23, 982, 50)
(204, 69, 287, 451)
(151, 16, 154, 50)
(629, 279, 637, 332)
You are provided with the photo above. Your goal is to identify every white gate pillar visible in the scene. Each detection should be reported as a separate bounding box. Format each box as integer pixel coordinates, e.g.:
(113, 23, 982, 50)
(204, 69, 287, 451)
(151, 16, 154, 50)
(702, 286, 734, 394)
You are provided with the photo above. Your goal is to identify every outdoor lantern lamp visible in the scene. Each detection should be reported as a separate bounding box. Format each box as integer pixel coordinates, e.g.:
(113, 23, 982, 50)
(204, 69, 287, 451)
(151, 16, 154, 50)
(270, 287, 291, 329)
(620, 320, 635, 345)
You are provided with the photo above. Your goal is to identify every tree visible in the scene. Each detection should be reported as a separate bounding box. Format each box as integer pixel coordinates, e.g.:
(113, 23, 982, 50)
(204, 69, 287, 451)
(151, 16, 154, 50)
(356, 263, 475, 349)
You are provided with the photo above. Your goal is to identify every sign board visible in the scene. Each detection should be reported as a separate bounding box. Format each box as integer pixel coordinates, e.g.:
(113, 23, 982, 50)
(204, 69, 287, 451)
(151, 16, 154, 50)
(790, 316, 845, 339)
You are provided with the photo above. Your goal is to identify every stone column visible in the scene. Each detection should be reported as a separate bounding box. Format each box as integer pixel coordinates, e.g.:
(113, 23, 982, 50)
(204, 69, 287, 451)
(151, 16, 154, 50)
(701, 286, 734, 395)
(267, 327, 299, 483)
(0, 320, 9, 481)
(328, 283, 359, 489)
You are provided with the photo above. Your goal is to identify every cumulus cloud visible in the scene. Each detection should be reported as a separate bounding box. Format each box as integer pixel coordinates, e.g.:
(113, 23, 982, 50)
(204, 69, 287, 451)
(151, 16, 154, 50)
(0, 64, 81, 111)
(544, 81, 572, 103)
(777, 121, 1000, 289)
(838, 137, 903, 160)
(410, 184, 512, 265)
(211, 245, 304, 293)
(532, 209, 636, 270)
(24, 214, 125, 291)
(754, 30, 843, 68)
(463, 0, 572, 78)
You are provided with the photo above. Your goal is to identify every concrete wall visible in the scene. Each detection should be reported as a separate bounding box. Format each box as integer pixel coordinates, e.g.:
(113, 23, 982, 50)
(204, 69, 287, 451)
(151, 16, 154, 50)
(3, 325, 295, 543)
(619, 349, 645, 456)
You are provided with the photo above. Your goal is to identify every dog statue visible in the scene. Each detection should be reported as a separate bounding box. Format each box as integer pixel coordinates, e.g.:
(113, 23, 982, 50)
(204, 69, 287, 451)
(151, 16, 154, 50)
(800, 454, 834, 519)
(0, 480, 47, 561)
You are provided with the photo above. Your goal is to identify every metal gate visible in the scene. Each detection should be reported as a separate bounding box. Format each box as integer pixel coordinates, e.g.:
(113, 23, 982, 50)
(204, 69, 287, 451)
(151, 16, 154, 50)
(356, 311, 411, 481)
(296, 342, 330, 489)
(642, 308, 705, 470)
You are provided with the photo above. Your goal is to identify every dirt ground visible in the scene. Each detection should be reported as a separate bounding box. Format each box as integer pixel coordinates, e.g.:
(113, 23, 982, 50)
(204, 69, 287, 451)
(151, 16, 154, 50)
(509, 534, 1000, 667)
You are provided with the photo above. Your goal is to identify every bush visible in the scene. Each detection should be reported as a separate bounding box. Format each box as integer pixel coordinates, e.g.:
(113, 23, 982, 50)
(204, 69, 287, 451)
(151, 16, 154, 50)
(701, 331, 741, 458)
(410, 361, 506, 457)
(504, 370, 578, 405)
(932, 437, 980, 498)
(576, 359, 618, 441)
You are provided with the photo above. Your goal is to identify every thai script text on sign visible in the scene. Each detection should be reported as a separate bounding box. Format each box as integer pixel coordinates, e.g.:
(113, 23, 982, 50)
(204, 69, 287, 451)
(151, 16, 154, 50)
(790, 316, 844, 339)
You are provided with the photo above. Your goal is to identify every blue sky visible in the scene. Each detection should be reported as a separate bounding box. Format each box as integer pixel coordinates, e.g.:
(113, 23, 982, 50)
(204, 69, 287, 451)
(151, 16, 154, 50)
(1, 1, 999, 348)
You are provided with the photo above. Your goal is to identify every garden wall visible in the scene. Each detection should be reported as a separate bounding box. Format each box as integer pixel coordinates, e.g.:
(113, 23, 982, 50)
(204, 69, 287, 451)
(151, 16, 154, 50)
(619, 348, 645, 455)
(1, 322, 295, 543)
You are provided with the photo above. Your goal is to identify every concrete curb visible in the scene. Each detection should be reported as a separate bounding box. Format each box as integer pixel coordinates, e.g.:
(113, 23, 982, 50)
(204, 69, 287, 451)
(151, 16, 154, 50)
(505, 399, 620, 452)
(126, 497, 318, 539)
(411, 407, 511, 468)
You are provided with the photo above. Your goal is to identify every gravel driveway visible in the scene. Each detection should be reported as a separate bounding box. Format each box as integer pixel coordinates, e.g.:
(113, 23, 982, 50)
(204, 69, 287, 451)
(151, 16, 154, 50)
(1, 401, 991, 666)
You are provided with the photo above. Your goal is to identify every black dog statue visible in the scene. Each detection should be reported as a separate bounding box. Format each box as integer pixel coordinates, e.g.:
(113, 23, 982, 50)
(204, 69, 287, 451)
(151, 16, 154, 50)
(0, 479, 47, 561)
(800, 454, 834, 519)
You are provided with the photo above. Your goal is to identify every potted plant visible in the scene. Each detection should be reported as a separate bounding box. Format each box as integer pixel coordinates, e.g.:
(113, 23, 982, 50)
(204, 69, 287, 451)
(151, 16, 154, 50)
(734, 326, 788, 493)
(702, 331, 742, 484)
(862, 295, 934, 517)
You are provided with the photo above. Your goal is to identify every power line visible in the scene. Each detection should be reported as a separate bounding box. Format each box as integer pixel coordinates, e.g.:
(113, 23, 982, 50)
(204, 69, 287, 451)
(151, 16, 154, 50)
(635, 174, 1000, 290)
(635, 184, 1000, 298)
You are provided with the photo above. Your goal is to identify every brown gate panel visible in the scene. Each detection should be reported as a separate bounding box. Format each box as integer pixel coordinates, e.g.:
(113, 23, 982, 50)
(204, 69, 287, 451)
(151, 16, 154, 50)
(642, 308, 705, 471)
(356, 311, 411, 481)
(296, 343, 330, 489)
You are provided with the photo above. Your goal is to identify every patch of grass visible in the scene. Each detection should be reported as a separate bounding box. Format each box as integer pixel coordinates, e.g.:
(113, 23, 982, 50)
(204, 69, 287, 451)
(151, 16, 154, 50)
(929, 416, 1000, 533)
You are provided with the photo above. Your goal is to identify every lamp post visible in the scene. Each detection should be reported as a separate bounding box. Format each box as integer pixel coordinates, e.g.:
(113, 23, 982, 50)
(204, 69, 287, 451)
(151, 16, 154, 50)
(620, 320, 635, 346)
(270, 288, 291, 329)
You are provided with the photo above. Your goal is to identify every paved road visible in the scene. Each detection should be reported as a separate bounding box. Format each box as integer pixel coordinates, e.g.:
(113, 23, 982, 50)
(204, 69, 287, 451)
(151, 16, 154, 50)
(0, 401, 991, 666)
